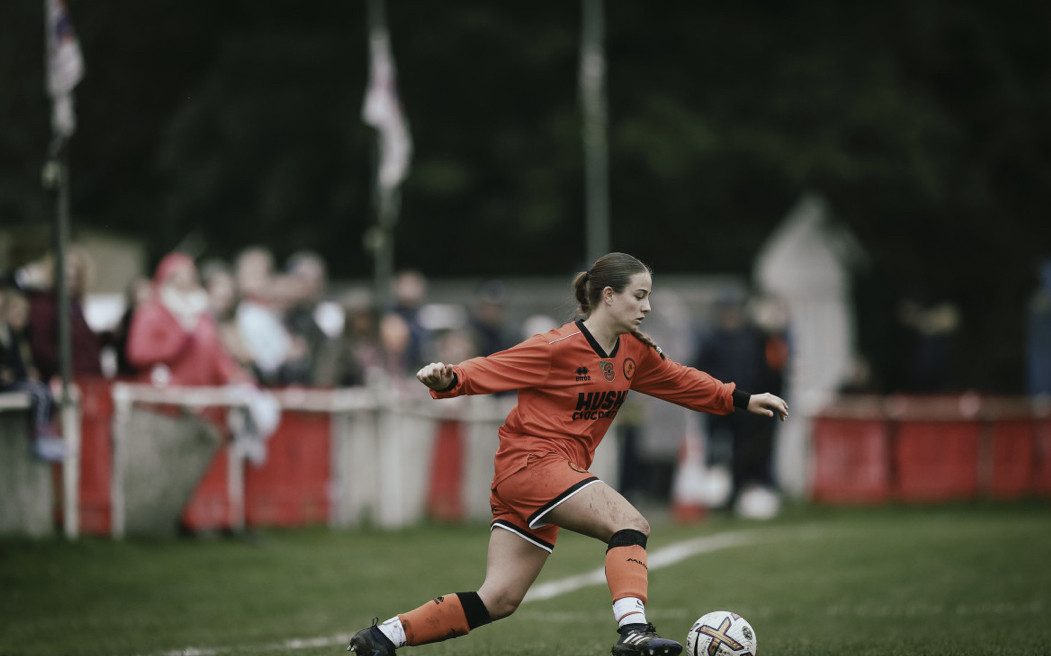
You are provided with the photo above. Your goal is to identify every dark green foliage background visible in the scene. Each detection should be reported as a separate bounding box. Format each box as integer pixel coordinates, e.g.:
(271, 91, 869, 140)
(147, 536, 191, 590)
(2, 1, 1049, 391)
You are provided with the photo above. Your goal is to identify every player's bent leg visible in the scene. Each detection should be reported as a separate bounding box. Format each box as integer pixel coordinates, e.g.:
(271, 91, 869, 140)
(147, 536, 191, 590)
(349, 524, 549, 653)
(477, 522, 551, 619)
(349, 592, 493, 654)
(544, 482, 681, 656)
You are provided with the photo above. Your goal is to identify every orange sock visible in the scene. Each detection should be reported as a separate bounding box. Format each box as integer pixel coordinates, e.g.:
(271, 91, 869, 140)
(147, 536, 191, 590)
(606, 544, 649, 607)
(398, 592, 491, 646)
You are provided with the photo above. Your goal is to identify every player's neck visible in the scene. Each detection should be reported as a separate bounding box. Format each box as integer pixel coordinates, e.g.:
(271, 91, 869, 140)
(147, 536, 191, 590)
(582, 317, 619, 356)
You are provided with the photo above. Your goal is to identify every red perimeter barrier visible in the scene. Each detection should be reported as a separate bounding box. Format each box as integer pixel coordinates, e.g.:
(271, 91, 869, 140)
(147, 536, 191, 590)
(181, 445, 233, 532)
(72, 378, 114, 535)
(72, 384, 338, 534)
(1034, 416, 1051, 497)
(987, 419, 1035, 500)
(894, 420, 981, 502)
(426, 420, 465, 522)
(811, 415, 891, 504)
(812, 395, 1045, 505)
(244, 410, 331, 527)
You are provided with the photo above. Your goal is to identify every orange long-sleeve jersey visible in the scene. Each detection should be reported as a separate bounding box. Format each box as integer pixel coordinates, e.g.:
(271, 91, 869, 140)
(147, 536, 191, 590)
(431, 320, 750, 488)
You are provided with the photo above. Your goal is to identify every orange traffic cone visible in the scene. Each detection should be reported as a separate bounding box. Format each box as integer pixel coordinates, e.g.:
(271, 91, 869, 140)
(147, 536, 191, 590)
(670, 415, 707, 523)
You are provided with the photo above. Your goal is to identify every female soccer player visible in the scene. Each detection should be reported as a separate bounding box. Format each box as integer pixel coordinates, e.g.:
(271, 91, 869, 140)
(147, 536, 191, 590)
(348, 252, 789, 656)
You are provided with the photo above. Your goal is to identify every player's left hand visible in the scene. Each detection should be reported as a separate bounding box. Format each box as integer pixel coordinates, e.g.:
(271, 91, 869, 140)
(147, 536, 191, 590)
(747, 393, 789, 421)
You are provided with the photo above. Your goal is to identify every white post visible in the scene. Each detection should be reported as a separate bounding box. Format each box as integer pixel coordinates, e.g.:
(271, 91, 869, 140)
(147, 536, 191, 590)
(377, 404, 404, 528)
(227, 437, 245, 533)
(110, 383, 131, 539)
(61, 385, 81, 539)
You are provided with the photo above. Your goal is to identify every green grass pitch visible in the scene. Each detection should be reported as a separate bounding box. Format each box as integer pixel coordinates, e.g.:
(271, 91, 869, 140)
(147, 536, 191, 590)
(1, 502, 1048, 655)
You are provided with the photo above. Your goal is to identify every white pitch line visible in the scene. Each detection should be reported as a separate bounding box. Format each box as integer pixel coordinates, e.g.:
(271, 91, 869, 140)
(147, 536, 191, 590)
(523, 527, 805, 604)
(144, 526, 810, 656)
(149, 633, 354, 656)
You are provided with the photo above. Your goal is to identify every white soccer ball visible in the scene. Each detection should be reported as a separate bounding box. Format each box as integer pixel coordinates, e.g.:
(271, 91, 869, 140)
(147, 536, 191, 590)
(686, 611, 757, 656)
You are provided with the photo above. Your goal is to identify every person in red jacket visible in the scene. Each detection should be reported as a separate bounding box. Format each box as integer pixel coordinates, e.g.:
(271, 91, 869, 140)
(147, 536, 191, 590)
(347, 252, 789, 656)
(125, 253, 252, 387)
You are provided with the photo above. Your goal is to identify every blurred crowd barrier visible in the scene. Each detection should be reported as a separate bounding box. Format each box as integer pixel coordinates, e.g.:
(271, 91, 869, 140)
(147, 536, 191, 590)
(0, 379, 620, 538)
(5, 387, 1051, 539)
(811, 394, 1051, 504)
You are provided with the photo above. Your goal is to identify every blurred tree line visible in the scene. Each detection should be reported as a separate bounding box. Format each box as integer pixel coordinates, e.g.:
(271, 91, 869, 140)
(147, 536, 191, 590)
(1, 1, 1049, 392)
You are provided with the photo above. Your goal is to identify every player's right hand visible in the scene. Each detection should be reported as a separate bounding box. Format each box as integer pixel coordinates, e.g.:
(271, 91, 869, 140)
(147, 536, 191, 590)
(417, 362, 455, 391)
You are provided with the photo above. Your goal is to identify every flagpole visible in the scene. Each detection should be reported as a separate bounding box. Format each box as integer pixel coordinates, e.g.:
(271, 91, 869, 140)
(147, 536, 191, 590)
(366, 0, 392, 313)
(42, 142, 73, 403)
(580, 0, 610, 264)
(362, 0, 411, 315)
(43, 0, 83, 540)
(42, 146, 79, 542)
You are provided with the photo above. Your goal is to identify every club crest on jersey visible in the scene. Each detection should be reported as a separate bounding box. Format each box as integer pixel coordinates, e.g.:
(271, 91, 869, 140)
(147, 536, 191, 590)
(600, 360, 615, 382)
(623, 358, 636, 381)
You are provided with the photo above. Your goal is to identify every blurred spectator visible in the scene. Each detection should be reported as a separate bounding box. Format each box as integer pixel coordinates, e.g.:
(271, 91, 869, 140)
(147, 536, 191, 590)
(0, 283, 62, 461)
(692, 290, 782, 513)
(435, 328, 478, 365)
(110, 275, 153, 379)
(389, 269, 431, 373)
(279, 250, 332, 386)
(318, 290, 384, 387)
(1, 287, 37, 380)
(896, 290, 961, 392)
(234, 246, 298, 386)
(467, 279, 514, 356)
(200, 259, 255, 374)
(127, 253, 278, 466)
(126, 253, 253, 387)
(751, 294, 791, 398)
(1027, 257, 1051, 397)
(21, 247, 103, 383)
(378, 311, 418, 386)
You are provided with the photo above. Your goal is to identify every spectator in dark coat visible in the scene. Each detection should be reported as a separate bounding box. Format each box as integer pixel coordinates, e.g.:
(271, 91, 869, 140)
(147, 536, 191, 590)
(23, 247, 103, 383)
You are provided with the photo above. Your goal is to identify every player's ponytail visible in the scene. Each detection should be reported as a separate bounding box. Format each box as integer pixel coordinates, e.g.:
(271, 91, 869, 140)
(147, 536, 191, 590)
(631, 328, 667, 360)
(573, 271, 591, 317)
(574, 253, 667, 360)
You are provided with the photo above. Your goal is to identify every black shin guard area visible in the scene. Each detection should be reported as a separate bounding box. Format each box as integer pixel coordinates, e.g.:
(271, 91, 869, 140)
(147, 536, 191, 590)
(607, 529, 648, 552)
(456, 591, 493, 630)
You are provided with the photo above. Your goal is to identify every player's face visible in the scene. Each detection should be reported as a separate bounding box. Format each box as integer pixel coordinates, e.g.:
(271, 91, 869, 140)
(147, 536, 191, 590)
(609, 271, 652, 333)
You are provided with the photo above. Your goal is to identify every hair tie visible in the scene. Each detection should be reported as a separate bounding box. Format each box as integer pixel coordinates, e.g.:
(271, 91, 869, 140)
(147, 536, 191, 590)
(583, 272, 591, 283)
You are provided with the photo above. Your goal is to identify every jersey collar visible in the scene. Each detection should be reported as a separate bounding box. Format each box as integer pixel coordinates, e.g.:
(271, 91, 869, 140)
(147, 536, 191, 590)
(576, 320, 620, 358)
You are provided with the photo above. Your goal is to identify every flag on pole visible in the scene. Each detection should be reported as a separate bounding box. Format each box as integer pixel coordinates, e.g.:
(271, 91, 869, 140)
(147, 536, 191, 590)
(362, 26, 412, 192)
(46, 0, 85, 139)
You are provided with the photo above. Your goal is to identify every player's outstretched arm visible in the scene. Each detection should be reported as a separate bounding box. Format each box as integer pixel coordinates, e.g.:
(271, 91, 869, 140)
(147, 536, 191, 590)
(417, 362, 456, 391)
(746, 392, 789, 421)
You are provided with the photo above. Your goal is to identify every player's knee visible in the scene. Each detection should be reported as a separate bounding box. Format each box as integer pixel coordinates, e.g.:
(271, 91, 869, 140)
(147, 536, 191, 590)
(632, 517, 651, 538)
(614, 516, 649, 540)
(479, 590, 524, 620)
(607, 527, 650, 552)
